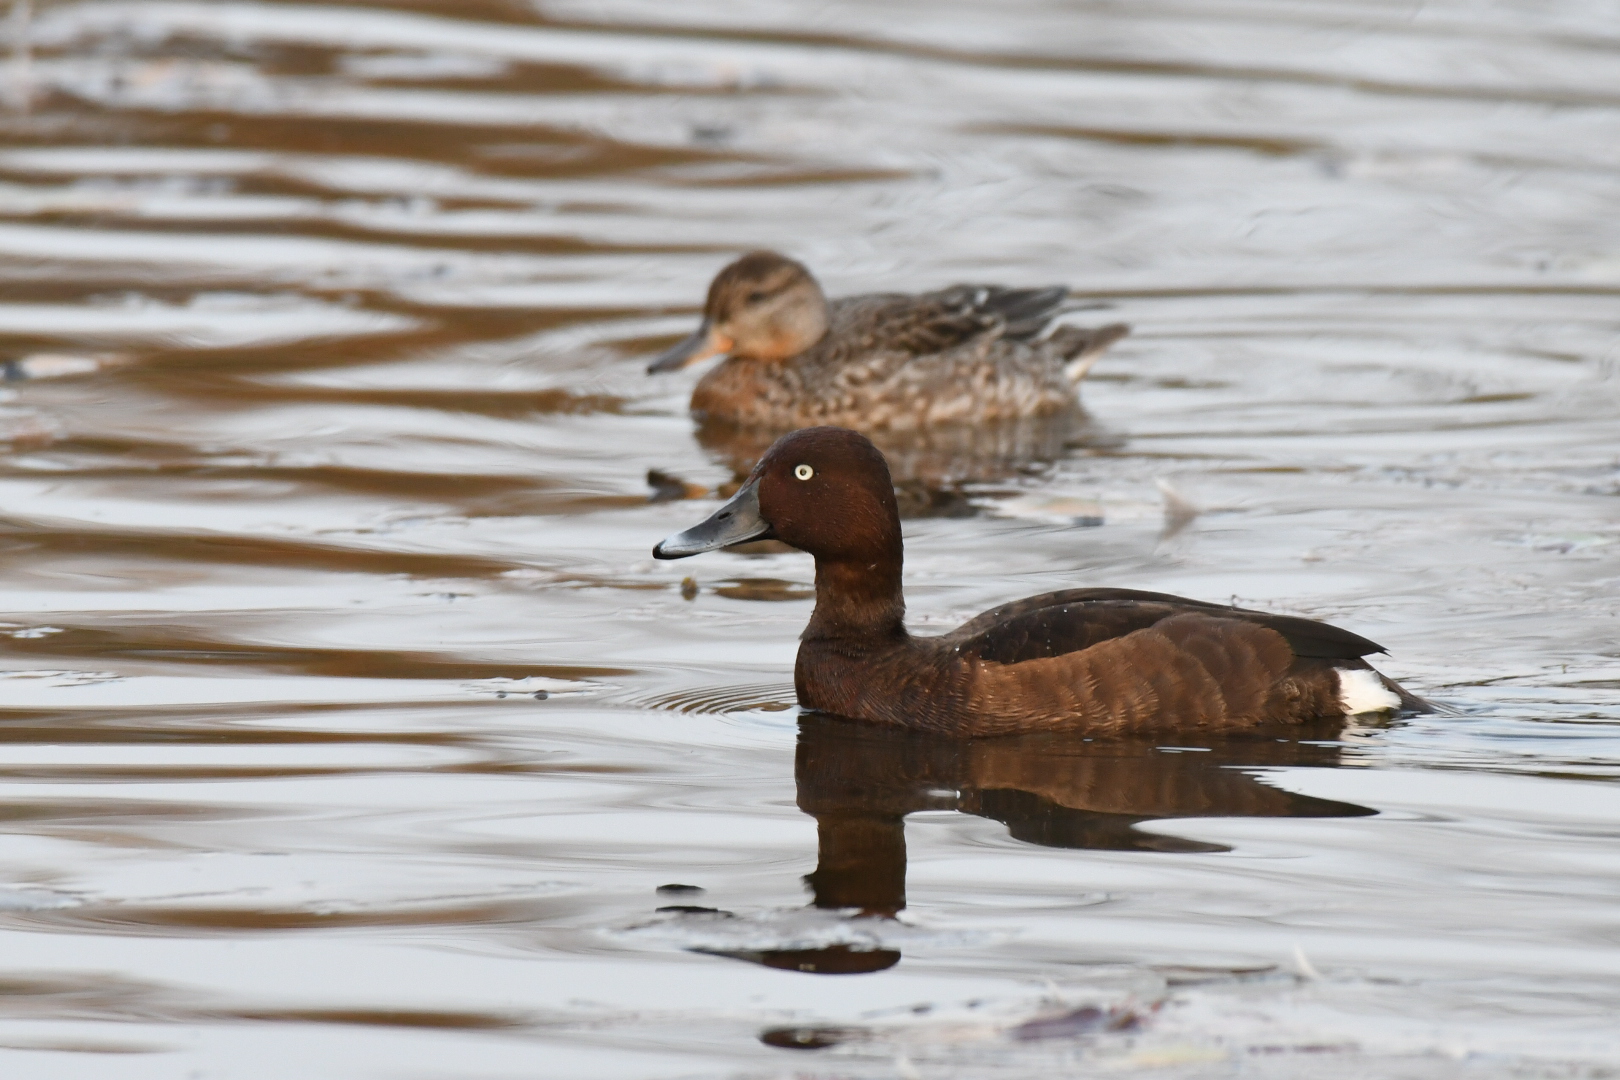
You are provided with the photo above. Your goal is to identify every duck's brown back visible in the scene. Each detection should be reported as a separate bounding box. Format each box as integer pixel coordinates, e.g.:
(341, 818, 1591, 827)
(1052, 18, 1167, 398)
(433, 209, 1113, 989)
(691, 290, 1125, 429)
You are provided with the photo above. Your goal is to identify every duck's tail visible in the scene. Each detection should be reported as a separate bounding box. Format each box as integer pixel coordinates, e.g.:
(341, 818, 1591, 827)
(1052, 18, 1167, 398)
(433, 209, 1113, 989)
(1379, 670, 1446, 715)
(1057, 323, 1131, 383)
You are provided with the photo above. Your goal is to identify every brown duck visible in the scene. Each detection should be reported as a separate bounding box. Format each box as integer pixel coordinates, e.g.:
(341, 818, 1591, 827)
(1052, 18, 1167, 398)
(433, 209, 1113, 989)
(654, 427, 1426, 737)
(647, 251, 1129, 430)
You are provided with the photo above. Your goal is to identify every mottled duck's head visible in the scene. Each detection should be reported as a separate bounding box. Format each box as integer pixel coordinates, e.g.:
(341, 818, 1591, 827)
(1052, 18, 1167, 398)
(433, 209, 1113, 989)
(647, 251, 830, 373)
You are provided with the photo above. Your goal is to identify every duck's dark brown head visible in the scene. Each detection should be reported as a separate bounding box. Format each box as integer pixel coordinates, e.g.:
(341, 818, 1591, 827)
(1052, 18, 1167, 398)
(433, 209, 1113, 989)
(653, 426, 901, 566)
(647, 251, 830, 373)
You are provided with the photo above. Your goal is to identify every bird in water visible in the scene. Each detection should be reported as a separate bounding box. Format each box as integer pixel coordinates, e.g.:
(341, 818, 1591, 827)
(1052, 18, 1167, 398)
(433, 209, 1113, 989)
(647, 251, 1129, 432)
(654, 426, 1427, 738)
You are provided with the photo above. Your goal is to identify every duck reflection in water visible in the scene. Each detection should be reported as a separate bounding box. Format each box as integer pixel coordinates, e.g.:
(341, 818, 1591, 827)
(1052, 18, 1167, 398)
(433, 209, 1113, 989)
(708, 714, 1372, 976)
(689, 412, 1120, 517)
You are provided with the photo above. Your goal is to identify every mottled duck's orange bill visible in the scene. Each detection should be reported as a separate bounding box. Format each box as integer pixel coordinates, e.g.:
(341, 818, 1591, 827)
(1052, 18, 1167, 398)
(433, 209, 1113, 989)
(647, 321, 733, 373)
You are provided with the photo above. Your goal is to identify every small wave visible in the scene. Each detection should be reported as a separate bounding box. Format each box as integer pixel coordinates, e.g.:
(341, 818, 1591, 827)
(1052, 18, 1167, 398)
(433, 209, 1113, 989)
(631, 681, 796, 715)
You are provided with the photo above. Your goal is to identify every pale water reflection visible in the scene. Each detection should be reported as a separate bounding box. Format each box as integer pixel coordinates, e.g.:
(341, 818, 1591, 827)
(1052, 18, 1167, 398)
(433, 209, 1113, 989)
(0, 0, 1617, 1077)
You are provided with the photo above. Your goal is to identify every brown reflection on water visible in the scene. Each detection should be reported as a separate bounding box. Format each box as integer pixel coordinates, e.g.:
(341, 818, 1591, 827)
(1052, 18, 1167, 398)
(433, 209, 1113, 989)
(0, 970, 526, 1034)
(35, 894, 575, 935)
(698, 715, 1374, 977)
(0, 621, 626, 681)
(0, 520, 530, 579)
(691, 410, 1125, 516)
(799, 714, 1371, 907)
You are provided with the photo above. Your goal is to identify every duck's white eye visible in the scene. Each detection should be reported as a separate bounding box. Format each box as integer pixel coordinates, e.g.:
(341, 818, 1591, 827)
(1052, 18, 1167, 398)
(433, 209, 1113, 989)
(794, 464, 814, 481)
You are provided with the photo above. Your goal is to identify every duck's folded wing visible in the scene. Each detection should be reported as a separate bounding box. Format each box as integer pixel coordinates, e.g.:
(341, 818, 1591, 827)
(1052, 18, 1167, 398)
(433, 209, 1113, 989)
(850, 284, 1072, 356)
(966, 613, 1337, 734)
(944, 587, 1384, 665)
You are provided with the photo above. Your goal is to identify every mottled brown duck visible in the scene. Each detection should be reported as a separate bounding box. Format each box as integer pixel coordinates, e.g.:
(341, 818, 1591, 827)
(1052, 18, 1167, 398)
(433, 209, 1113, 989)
(654, 427, 1427, 737)
(647, 251, 1129, 430)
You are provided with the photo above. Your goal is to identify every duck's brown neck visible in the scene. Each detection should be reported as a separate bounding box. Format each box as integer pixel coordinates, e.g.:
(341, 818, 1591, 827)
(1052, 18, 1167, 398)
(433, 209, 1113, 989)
(803, 555, 907, 642)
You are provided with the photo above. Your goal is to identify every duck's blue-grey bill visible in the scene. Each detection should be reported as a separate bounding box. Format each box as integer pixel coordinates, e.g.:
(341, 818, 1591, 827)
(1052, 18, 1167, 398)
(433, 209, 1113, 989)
(646, 322, 713, 373)
(653, 480, 770, 558)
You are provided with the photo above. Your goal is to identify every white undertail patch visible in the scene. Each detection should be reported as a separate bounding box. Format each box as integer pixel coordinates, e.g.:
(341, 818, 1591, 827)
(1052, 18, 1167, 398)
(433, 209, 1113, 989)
(1063, 352, 1104, 384)
(1336, 668, 1401, 715)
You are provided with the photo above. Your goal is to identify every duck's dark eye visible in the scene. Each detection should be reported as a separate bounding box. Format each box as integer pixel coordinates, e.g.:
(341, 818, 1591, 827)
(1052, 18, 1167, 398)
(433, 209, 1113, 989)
(746, 290, 768, 304)
(793, 464, 814, 481)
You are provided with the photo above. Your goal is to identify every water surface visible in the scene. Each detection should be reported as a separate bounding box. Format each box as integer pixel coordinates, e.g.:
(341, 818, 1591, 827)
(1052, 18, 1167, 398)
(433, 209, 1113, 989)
(0, 1, 1617, 1076)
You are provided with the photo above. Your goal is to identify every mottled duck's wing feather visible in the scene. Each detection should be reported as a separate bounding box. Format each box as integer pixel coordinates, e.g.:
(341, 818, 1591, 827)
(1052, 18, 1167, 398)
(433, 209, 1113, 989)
(943, 587, 1385, 665)
(834, 284, 1072, 357)
(972, 285, 1072, 340)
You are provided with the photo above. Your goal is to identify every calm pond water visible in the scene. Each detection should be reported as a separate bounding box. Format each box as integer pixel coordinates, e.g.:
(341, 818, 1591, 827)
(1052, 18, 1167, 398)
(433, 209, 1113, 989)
(0, 0, 1617, 1076)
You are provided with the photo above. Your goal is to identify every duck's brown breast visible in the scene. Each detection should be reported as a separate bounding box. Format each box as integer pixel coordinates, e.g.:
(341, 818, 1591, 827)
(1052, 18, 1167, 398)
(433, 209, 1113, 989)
(690, 355, 811, 428)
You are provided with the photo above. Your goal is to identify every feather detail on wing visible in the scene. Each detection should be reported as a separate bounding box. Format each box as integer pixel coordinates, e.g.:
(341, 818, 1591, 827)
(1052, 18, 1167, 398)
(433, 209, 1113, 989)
(945, 588, 1384, 665)
(838, 284, 1074, 357)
